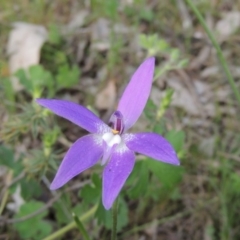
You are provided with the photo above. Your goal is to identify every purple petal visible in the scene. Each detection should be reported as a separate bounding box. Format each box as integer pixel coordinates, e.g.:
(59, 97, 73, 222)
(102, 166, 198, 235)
(124, 133, 180, 165)
(102, 145, 135, 210)
(117, 57, 155, 131)
(36, 99, 110, 134)
(50, 134, 103, 190)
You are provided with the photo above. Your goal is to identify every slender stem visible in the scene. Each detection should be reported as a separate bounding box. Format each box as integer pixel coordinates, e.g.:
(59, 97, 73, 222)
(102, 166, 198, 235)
(1, 180, 90, 226)
(0, 170, 13, 215)
(72, 212, 91, 240)
(4, 194, 61, 224)
(42, 204, 98, 240)
(111, 198, 118, 240)
(0, 188, 9, 216)
(184, 0, 240, 106)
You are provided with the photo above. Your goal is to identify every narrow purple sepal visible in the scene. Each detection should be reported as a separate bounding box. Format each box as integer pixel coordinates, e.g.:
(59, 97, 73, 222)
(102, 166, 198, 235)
(117, 57, 155, 131)
(36, 99, 110, 134)
(50, 134, 103, 190)
(125, 133, 180, 165)
(102, 146, 135, 210)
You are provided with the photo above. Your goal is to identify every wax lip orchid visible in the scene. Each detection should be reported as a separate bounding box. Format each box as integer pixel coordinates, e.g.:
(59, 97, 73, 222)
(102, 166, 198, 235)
(36, 57, 180, 210)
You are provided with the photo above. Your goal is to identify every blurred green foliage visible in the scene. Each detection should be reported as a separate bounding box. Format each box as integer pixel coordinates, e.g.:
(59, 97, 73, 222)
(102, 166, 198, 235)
(15, 62, 80, 98)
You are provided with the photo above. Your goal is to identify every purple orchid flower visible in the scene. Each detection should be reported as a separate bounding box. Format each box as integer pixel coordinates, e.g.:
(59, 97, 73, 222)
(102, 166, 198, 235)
(36, 57, 179, 210)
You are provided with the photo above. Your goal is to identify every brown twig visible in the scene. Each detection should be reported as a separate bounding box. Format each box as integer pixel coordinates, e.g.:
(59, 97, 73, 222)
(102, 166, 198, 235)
(0, 179, 91, 226)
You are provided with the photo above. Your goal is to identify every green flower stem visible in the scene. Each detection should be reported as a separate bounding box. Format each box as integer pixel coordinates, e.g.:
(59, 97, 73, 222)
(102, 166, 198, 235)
(42, 204, 98, 240)
(184, 0, 240, 106)
(111, 198, 118, 240)
(72, 212, 91, 240)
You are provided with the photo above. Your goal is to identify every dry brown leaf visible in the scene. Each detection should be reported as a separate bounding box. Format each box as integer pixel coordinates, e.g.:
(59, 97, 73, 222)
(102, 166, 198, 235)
(216, 11, 240, 37)
(95, 80, 116, 110)
(7, 185, 25, 213)
(7, 22, 48, 91)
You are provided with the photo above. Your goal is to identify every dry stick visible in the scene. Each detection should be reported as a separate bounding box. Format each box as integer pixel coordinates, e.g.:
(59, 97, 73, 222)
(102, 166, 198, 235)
(0, 179, 91, 225)
(2, 194, 60, 225)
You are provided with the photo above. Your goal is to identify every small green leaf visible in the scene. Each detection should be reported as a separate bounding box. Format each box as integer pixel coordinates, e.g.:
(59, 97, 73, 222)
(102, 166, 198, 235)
(153, 121, 165, 135)
(157, 39, 170, 52)
(127, 161, 149, 199)
(144, 98, 157, 120)
(15, 65, 54, 97)
(53, 201, 69, 224)
(29, 65, 54, 89)
(139, 9, 154, 22)
(116, 198, 128, 232)
(56, 65, 80, 89)
(92, 173, 102, 189)
(72, 203, 86, 217)
(0, 146, 23, 178)
(2, 77, 15, 112)
(48, 24, 61, 45)
(13, 201, 51, 240)
(19, 178, 42, 200)
(52, 193, 71, 224)
(80, 185, 100, 204)
(95, 200, 112, 229)
(79, 173, 101, 205)
(166, 130, 185, 153)
(36, 221, 52, 238)
(147, 159, 183, 189)
(0, 145, 14, 169)
(15, 69, 32, 92)
(95, 198, 128, 232)
(139, 34, 169, 56)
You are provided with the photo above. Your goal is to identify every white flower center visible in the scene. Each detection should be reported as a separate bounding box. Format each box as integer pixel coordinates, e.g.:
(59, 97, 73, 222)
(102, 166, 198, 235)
(102, 132, 121, 147)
